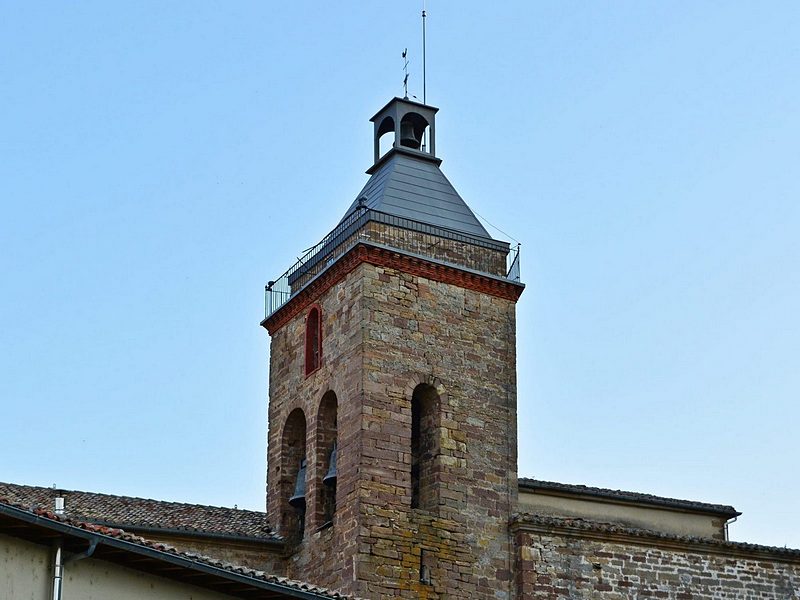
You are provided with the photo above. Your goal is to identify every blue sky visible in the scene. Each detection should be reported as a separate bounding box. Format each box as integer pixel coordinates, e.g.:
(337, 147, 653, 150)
(1, 2, 798, 548)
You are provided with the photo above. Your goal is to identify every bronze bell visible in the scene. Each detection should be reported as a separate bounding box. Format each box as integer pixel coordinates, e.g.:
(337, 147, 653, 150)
(288, 458, 306, 509)
(400, 121, 421, 150)
(322, 442, 337, 487)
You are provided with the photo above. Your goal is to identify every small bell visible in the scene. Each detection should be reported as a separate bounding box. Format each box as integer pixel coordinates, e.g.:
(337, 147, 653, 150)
(400, 120, 421, 150)
(323, 442, 337, 487)
(288, 458, 306, 509)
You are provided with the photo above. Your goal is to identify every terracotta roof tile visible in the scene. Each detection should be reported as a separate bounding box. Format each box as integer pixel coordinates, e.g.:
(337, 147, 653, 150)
(0, 496, 356, 599)
(0, 481, 279, 541)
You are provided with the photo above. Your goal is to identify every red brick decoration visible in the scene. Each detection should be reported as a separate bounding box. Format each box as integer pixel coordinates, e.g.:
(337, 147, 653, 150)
(264, 243, 524, 335)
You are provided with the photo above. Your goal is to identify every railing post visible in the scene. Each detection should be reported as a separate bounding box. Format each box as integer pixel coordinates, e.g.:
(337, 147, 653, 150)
(506, 244, 521, 282)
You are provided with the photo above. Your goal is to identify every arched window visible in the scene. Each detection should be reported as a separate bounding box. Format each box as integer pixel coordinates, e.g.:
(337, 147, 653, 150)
(305, 305, 322, 376)
(281, 408, 307, 541)
(315, 391, 338, 527)
(411, 383, 440, 510)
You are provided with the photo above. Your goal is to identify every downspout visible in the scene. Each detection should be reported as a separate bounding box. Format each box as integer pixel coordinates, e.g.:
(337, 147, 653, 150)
(51, 497, 65, 600)
(50, 497, 98, 600)
(51, 539, 98, 600)
(724, 516, 738, 541)
(65, 539, 98, 565)
(51, 542, 63, 600)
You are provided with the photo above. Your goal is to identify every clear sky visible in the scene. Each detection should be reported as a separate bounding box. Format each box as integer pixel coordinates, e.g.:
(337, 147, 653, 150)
(1, 2, 798, 548)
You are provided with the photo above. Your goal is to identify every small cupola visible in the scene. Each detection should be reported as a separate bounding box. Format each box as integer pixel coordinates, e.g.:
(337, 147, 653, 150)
(370, 97, 440, 173)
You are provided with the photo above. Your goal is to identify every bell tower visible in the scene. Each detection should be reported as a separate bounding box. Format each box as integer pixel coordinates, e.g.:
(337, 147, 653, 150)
(369, 96, 437, 163)
(263, 97, 524, 599)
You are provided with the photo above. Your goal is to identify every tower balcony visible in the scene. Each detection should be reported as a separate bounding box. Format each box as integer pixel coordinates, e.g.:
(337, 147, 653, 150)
(263, 207, 521, 320)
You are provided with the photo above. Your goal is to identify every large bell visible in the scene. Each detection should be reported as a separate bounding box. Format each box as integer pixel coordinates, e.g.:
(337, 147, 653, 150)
(322, 442, 337, 487)
(400, 121, 421, 150)
(288, 458, 306, 509)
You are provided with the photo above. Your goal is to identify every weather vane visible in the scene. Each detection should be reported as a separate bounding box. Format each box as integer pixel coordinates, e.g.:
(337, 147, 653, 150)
(402, 48, 410, 99)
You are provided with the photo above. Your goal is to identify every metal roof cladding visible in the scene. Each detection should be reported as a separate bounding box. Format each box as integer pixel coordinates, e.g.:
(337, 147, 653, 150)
(337, 151, 493, 240)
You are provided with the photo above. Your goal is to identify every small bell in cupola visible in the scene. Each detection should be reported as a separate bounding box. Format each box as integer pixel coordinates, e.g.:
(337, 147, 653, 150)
(400, 120, 422, 150)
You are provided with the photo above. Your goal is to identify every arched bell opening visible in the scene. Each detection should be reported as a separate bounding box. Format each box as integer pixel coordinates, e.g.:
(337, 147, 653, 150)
(376, 116, 395, 160)
(411, 383, 441, 511)
(315, 391, 338, 527)
(281, 408, 307, 541)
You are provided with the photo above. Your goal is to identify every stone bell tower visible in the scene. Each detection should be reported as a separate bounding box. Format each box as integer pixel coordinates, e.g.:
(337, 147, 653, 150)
(262, 97, 524, 599)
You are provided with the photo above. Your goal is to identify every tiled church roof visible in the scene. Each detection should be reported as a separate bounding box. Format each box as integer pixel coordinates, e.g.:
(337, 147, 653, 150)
(519, 478, 740, 517)
(0, 497, 355, 599)
(0, 481, 280, 541)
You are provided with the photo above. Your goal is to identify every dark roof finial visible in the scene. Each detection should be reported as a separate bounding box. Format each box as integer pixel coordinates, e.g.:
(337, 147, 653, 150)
(402, 48, 409, 99)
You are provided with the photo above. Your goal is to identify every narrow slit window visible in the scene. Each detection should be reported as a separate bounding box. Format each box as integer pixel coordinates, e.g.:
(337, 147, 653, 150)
(305, 306, 322, 375)
(411, 383, 440, 510)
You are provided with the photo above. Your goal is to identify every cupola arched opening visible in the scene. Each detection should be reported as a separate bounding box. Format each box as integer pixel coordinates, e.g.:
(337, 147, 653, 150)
(377, 116, 395, 159)
(411, 383, 441, 511)
(280, 408, 307, 540)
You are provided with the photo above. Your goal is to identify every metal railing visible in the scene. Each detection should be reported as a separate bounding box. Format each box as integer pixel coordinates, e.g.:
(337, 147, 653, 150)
(264, 208, 521, 319)
(507, 245, 521, 282)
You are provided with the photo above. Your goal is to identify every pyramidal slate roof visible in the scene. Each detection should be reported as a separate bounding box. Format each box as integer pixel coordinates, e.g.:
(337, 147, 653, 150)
(338, 150, 494, 240)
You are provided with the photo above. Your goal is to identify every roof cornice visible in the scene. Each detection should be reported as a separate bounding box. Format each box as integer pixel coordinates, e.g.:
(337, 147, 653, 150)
(511, 514, 800, 564)
(262, 241, 524, 334)
(365, 146, 441, 174)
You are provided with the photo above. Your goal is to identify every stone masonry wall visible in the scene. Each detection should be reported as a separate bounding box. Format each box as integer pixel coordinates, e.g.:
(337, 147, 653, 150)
(515, 528, 800, 599)
(362, 221, 508, 277)
(354, 261, 518, 599)
(138, 534, 284, 574)
(268, 244, 520, 599)
(267, 267, 367, 594)
(289, 219, 509, 293)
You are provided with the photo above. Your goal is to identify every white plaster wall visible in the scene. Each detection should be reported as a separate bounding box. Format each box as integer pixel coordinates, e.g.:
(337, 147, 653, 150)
(0, 534, 50, 600)
(63, 558, 238, 600)
(0, 533, 239, 600)
(518, 491, 724, 539)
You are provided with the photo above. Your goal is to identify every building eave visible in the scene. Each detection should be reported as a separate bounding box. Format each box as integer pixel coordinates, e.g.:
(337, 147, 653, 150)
(0, 501, 351, 600)
(95, 521, 285, 550)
